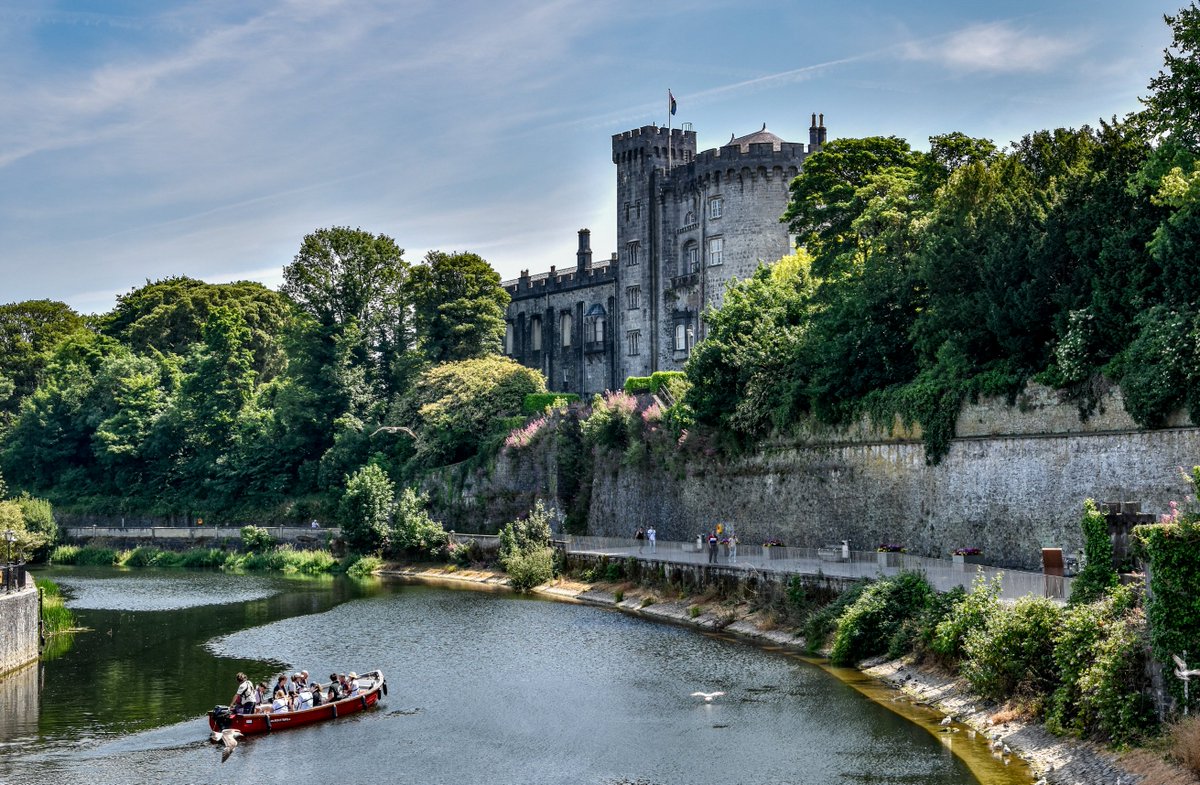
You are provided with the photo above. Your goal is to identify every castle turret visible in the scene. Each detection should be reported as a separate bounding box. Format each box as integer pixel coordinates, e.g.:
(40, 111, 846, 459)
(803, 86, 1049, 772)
(809, 113, 819, 151)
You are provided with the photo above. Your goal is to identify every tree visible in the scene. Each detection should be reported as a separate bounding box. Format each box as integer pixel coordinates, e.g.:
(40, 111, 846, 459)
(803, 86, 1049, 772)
(1144, 3, 1200, 152)
(782, 136, 922, 277)
(685, 254, 818, 436)
(339, 463, 394, 554)
(389, 487, 446, 556)
(410, 251, 509, 363)
(282, 227, 412, 397)
(102, 277, 292, 380)
(0, 300, 88, 419)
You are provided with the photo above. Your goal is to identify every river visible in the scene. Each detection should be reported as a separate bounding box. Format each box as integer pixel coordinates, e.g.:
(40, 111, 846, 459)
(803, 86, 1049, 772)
(0, 567, 1032, 785)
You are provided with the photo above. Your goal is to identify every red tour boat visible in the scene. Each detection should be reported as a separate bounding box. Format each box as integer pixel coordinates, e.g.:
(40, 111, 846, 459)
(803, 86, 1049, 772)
(209, 670, 387, 736)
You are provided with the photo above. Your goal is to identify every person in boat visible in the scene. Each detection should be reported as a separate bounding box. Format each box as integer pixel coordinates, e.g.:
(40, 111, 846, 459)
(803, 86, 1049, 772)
(310, 681, 324, 707)
(231, 672, 256, 715)
(295, 681, 314, 711)
(327, 673, 343, 701)
(271, 689, 289, 713)
(298, 670, 311, 690)
(346, 672, 360, 697)
(255, 681, 271, 712)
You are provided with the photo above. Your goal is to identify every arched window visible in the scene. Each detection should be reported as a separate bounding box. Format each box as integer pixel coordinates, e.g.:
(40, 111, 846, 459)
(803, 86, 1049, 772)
(584, 304, 607, 347)
(560, 312, 573, 347)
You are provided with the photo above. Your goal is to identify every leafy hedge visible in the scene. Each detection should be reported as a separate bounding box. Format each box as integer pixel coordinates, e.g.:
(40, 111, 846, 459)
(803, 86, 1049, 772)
(522, 393, 580, 415)
(623, 371, 687, 396)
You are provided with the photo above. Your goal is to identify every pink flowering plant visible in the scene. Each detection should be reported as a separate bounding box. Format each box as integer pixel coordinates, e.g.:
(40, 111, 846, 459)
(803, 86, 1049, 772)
(952, 547, 982, 556)
(504, 416, 549, 451)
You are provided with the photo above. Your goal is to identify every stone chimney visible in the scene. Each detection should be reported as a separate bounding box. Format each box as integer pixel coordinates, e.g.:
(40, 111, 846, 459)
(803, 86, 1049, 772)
(576, 229, 593, 273)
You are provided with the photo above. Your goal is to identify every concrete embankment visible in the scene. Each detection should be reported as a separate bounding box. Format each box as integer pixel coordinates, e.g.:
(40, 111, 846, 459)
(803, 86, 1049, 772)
(379, 562, 1177, 785)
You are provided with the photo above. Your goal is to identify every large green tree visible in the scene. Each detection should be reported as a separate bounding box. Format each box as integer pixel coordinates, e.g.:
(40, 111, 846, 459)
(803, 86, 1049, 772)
(0, 300, 88, 419)
(410, 251, 509, 363)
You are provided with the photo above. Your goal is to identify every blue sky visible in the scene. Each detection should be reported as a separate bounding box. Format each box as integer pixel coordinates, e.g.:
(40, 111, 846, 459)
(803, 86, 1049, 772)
(0, 0, 1177, 314)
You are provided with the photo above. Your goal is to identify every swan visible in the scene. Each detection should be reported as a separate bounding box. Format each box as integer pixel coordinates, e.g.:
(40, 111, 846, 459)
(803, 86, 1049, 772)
(691, 691, 725, 702)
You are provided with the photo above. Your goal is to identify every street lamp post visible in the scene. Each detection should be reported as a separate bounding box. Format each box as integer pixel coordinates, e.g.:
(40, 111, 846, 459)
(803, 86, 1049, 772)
(4, 529, 13, 565)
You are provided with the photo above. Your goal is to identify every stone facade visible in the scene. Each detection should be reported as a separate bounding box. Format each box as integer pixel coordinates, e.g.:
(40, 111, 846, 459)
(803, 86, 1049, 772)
(503, 115, 825, 396)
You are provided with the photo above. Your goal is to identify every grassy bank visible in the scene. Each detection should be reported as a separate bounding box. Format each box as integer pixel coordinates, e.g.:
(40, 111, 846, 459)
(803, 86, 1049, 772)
(49, 543, 362, 575)
(35, 577, 77, 635)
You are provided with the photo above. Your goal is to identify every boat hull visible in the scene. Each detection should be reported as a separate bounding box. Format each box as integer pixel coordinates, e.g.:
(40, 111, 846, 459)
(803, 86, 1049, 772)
(209, 671, 386, 737)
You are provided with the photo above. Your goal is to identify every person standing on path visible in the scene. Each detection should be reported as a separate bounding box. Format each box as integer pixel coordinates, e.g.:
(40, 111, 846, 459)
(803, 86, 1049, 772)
(729, 533, 738, 563)
(708, 532, 719, 564)
(647, 526, 657, 554)
(635, 527, 646, 553)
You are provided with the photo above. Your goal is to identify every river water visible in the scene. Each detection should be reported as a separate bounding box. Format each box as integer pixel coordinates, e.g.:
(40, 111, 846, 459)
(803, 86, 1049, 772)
(1, 568, 1032, 785)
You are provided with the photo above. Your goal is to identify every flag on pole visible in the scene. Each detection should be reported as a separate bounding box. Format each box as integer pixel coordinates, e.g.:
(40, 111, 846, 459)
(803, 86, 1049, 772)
(669, 90, 677, 116)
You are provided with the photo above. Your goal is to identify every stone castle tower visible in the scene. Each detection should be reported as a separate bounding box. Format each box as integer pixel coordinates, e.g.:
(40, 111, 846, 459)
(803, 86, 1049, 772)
(504, 114, 826, 396)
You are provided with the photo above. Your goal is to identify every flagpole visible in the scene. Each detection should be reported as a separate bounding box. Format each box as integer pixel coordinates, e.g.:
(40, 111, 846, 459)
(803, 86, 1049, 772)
(667, 88, 672, 171)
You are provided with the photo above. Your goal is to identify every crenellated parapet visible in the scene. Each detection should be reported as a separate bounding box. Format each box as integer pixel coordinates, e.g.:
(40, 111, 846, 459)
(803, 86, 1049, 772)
(612, 125, 697, 166)
(504, 258, 617, 301)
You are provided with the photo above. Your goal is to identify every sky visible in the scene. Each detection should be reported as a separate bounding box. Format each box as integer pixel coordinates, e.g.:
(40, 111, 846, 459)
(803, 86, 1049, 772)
(0, 0, 1179, 315)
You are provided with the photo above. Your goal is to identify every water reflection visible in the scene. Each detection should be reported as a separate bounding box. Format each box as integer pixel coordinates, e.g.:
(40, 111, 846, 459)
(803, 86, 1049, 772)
(0, 571, 1024, 785)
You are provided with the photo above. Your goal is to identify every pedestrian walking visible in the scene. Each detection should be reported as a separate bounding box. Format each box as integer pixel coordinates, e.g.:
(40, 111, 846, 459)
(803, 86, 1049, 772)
(707, 532, 719, 564)
(729, 533, 738, 563)
(635, 527, 646, 553)
(647, 526, 657, 554)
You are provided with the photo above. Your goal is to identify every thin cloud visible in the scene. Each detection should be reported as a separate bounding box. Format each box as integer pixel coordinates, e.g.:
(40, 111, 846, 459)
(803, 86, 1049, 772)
(903, 22, 1084, 73)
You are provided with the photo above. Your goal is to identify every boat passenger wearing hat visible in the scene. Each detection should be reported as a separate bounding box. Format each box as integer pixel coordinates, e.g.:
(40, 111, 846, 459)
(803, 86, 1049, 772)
(346, 672, 360, 698)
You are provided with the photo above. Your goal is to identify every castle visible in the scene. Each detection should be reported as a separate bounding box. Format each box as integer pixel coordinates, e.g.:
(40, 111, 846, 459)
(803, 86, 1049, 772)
(502, 114, 828, 396)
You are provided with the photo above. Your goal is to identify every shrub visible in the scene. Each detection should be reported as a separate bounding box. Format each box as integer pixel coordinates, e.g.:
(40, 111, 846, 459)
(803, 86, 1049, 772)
(49, 544, 81, 564)
(389, 487, 447, 557)
(962, 595, 1062, 703)
(1075, 610, 1152, 744)
(1170, 716, 1200, 776)
(447, 538, 482, 565)
(240, 525, 277, 554)
(803, 582, 868, 654)
(73, 546, 117, 566)
(504, 547, 554, 591)
(581, 390, 639, 450)
(829, 572, 933, 666)
(499, 500, 555, 591)
(623, 376, 653, 395)
(347, 555, 384, 578)
(180, 548, 226, 568)
(910, 586, 966, 662)
(339, 464, 395, 554)
(931, 574, 1001, 662)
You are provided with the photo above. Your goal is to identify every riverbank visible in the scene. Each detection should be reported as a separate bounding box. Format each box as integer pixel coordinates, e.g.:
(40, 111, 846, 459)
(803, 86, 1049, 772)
(380, 562, 1193, 785)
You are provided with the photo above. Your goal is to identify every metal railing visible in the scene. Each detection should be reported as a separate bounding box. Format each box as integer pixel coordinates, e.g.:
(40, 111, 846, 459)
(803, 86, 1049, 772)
(560, 535, 1072, 602)
(1, 562, 27, 594)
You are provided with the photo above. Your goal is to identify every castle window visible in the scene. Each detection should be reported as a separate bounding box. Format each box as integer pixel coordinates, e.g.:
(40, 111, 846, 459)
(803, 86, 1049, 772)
(625, 241, 640, 266)
(709, 196, 723, 219)
(504, 322, 514, 355)
(584, 304, 607, 347)
(708, 236, 723, 266)
(626, 285, 641, 310)
(627, 330, 641, 356)
(560, 312, 572, 347)
(674, 321, 694, 354)
(530, 316, 542, 352)
(682, 242, 698, 274)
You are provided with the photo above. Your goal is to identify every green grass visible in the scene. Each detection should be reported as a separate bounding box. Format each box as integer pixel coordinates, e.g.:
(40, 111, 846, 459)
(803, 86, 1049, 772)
(36, 577, 77, 635)
(347, 555, 383, 578)
(50, 541, 348, 575)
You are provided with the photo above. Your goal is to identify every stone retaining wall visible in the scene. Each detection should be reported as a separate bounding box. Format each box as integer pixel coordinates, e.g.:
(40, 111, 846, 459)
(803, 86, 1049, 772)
(0, 575, 40, 679)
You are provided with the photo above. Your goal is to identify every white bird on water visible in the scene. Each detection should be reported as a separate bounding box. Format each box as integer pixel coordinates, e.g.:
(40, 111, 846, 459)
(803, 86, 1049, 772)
(691, 691, 725, 703)
(939, 715, 953, 726)
(210, 729, 244, 762)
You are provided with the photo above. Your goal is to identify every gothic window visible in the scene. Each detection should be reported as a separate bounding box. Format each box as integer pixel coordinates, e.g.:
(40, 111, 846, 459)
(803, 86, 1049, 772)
(684, 210, 695, 225)
(585, 304, 607, 347)
(709, 196, 723, 219)
(708, 236, 723, 266)
(675, 323, 686, 351)
(627, 330, 641, 356)
(626, 285, 641, 310)
(530, 316, 542, 352)
(560, 312, 572, 347)
(626, 241, 641, 266)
